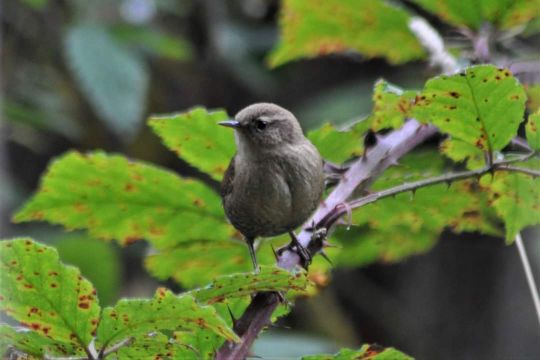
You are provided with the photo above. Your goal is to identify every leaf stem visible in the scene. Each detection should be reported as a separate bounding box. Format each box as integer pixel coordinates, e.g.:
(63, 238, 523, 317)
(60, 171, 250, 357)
(515, 233, 540, 328)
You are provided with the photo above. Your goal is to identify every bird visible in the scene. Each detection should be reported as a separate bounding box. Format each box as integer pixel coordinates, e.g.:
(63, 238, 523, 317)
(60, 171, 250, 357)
(219, 103, 325, 271)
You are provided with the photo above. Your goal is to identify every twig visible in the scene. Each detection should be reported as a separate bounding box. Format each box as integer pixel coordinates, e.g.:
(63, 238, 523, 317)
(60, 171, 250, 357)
(408, 17, 459, 74)
(515, 233, 540, 328)
(101, 337, 134, 357)
(216, 120, 438, 359)
(495, 165, 540, 178)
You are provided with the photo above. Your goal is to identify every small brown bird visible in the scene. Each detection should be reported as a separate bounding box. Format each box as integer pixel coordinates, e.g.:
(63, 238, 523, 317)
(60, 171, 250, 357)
(219, 103, 325, 270)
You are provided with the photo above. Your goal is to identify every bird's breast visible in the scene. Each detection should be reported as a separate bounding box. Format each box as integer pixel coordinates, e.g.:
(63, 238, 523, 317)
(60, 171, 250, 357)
(224, 142, 324, 238)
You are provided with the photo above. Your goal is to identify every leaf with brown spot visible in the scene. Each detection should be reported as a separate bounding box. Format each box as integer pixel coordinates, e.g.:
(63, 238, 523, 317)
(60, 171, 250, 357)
(413, 65, 526, 153)
(268, 0, 425, 67)
(13, 151, 232, 249)
(367, 80, 416, 131)
(302, 344, 412, 359)
(481, 164, 540, 241)
(526, 110, 540, 150)
(97, 289, 239, 350)
(0, 238, 100, 350)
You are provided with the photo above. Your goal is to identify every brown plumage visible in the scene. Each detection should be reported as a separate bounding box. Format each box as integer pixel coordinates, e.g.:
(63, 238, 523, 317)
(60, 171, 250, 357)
(219, 103, 325, 270)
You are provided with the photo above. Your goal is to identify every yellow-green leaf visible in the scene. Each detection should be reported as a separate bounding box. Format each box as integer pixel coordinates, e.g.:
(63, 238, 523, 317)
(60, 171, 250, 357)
(412, 0, 540, 30)
(413, 65, 526, 152)
(302, 344, 413, 360)
(269, 0, 425, 67)
(526, 110, 540, 150)
(369, 80, 415, 131)
(0, 239, 100, 347)
(149, 107, 234, 180)
(97, 288, 239, 348)
(13, 151, 232, 249)
(307, 123, 364, 163)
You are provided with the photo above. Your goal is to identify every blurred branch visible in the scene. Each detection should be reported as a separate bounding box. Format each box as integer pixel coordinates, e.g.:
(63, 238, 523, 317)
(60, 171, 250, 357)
(515, 233, 540, 328)
(408, 17, 459, 74)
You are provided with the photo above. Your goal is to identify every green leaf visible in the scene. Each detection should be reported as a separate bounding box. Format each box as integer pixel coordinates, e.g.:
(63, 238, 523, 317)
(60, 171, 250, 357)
(13, 151, 232, 249)
(307, 123, 364, 163)
(97, 288, 239, 348)
(482, 171, 540, 241)
(268, 0, 425, 67)
(112, 25, 192, 61)
(0, 324, 79, 358)
(64, 24, 149, 139)
(145, 239, 280, 288)
(440, 138, 486, 169)
(149, 107, 235, 180)
(55, 235, 120, 305)
(302, 344, 413, 360)
(412, 0, 540, 30)
(526, 110, 540, 150)
(413, 65, 526, 152)
(369, 80, 415, 131)
(0, 239, 100, 347)
(117, 332, 198, 359)
(190, 266, 309, 304)
(335, 152, 499, 266)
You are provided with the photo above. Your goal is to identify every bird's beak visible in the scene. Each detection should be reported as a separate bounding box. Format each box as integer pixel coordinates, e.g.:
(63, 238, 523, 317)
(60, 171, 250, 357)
(218, 120, 241, 128)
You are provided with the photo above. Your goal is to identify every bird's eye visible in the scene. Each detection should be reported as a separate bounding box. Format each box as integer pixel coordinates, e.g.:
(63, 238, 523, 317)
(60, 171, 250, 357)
(255, 119, 267, 131)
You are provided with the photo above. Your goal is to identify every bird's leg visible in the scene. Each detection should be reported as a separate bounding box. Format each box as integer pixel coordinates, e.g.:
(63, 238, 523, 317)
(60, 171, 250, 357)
(246, 237, 260, 273)
(288, 231, 312, 267)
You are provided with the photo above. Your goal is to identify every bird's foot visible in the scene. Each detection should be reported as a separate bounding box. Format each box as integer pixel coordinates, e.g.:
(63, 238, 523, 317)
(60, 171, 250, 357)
(288, 231, 311, 268)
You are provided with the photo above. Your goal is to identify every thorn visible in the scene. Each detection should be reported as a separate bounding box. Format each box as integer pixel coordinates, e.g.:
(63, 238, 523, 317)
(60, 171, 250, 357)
(319, 250, 333, 266)
(226, 305, 238, 328)
(446, 180, 452, 189)
(322, 240, 340, 248)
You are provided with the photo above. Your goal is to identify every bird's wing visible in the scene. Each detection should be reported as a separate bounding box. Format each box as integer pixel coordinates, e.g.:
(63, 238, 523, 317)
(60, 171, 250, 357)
(220, 154, 236, 198)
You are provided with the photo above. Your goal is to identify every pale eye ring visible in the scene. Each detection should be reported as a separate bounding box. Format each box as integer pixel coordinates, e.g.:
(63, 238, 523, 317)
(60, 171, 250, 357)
(255, 119, 267, 131)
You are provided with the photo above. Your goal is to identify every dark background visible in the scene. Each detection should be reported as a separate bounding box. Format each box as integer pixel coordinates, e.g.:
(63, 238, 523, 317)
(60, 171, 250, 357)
(1, 1, 539, 359)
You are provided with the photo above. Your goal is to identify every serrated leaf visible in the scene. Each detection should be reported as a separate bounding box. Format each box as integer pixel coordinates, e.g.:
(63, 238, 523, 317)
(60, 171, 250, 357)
(302, 344, 412, 360)
(413, 65, 526, 152)
(335, 152, 499, 266)
(145, 239, 280, 288)
(482, 171, 540, 241)
(97, 288, 239, 349)
(190, 266, 309, 304)
(412, 0, 540, 30)
(13, 151, 232, 248)
(0, 239, 100, 347)
(307, 123, 364, 163)
(369, 80, 415, 131)
(0, 324, 80, 358)
(64, 24, 149, 139)
(268, 0, 425, 67)
(526, 110, 540, 150)
(440, 138, 486, 169)
(149, 107, 235, 180)
(117, 332, 198, 359)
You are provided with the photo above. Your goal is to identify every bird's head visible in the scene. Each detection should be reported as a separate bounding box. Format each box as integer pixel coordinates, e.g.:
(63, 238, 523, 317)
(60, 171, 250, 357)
(219, 103, 304, 151)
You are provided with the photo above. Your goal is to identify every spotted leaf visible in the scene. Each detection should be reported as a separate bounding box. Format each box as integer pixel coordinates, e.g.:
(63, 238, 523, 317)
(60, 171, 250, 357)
(149, 107, 234, 181)
(13, 151, 232, 249)
(413, 65, 526, 153)
(0, 239, 100, 348)
(269, 0, 425, 67)
(368, 80, 416, 131)
(97, 288, 239, 350)
(526, 110, 540, 150)
(302, 344, 412, 360)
